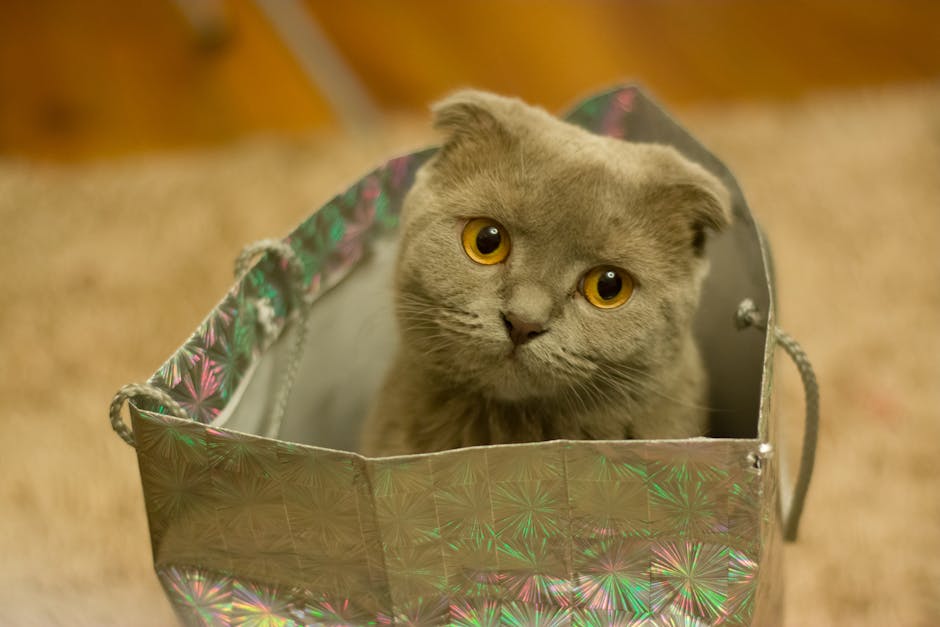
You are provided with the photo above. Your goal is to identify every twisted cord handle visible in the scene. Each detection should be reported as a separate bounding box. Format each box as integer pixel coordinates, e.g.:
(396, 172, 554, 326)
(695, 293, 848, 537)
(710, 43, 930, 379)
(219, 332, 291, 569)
(737, 298, 820, 542)
(234, 239, 310, 439)
(109, 383, 188, 447)
(110, 239, 309, 447)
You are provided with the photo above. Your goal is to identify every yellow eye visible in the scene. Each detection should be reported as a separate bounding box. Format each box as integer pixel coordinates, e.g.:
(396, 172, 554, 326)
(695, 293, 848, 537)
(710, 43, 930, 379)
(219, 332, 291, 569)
(461, 218, 511, 265)
(581, 266, 634, 309)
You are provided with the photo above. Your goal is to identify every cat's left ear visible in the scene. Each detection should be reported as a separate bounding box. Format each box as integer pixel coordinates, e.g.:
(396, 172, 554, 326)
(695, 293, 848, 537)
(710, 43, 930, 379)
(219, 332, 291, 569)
(674, 169, 732, 229)
(654, 148, 733, 254)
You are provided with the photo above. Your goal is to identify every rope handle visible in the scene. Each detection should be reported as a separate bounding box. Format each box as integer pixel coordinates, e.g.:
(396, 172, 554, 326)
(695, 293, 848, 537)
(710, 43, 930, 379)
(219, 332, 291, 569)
(737, 298, 820, 542)
(109, 383, 188, 447)
(235, 240, 311, 439)
(109, 240, 310, 447)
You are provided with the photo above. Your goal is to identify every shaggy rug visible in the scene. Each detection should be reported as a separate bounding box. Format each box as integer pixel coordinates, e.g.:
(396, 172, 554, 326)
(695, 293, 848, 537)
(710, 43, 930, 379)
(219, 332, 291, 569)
(1, 83, 938, 625)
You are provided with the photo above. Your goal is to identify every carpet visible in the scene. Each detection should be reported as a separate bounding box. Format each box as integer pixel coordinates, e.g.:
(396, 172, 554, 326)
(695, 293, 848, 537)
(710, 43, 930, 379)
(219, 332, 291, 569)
(1, 83, 938, 625)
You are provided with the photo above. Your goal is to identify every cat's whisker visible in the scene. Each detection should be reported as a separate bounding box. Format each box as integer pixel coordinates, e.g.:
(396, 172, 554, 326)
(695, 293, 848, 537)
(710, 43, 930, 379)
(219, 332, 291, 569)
(398, 314, 483, 332)
(396, 295, 479, 318)
(552, 347, 691, 414)
(562, 388, 587, 418)
(601, 363, 715, 412)
(397, 307, 483, 330)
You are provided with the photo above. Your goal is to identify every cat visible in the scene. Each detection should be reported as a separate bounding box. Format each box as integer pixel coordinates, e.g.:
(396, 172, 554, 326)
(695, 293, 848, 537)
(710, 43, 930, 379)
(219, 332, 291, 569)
(360, 89, 731, 457)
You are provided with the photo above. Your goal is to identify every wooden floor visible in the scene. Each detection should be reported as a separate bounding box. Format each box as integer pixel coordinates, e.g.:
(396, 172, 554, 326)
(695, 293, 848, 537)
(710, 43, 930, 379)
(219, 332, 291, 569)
(2, 0, 939, 161)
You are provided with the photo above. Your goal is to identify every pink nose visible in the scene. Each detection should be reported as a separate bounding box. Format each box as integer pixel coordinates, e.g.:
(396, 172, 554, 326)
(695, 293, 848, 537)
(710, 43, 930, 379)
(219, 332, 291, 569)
(502, 312, 546, 346)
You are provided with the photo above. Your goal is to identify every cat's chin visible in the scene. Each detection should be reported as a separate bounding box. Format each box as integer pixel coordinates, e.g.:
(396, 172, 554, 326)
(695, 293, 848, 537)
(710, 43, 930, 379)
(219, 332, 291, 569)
(472, 351, 559, 403)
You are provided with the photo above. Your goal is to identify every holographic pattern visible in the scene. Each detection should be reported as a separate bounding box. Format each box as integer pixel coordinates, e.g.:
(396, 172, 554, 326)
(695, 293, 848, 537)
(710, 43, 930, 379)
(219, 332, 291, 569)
(136, 405, 768, 626)
(132, 86, 782, 626)
(146, 149, 434, 426)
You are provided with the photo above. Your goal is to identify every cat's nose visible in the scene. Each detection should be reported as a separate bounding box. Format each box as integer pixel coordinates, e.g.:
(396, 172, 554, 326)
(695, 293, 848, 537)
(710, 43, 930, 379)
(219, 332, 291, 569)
(502, 312, 546, 346)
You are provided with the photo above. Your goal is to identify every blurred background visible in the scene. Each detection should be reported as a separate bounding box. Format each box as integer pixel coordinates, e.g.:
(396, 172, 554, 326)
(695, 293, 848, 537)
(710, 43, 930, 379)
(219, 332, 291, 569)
(3, 0, 940, 160)
(2, 2, 939, 626)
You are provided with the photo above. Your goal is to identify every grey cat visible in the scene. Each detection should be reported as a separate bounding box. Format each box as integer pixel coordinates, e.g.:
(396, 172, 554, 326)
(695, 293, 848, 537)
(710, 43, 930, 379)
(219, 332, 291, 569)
(361, 90, 731, 457)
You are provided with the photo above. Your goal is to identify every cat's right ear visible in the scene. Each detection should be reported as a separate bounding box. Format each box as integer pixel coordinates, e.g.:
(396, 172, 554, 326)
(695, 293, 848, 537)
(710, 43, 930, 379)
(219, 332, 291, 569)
(431, 90, 513, 147)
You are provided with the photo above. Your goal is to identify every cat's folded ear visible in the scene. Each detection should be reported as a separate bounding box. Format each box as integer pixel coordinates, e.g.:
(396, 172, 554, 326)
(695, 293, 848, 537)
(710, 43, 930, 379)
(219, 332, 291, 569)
(645, 146, 732, 254)
(671, 164, 733, 233)
(431, 90, 515, 147)
(655, 146, 732, 222)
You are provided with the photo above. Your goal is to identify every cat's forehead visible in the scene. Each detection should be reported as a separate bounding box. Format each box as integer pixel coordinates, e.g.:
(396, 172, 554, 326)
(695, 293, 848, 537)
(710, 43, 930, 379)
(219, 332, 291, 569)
(450, 134, 660, 230)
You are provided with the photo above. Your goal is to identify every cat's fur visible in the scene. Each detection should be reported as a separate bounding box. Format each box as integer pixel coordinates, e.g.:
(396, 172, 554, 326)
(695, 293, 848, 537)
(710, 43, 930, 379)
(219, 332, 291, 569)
(361, 90, 731, 456)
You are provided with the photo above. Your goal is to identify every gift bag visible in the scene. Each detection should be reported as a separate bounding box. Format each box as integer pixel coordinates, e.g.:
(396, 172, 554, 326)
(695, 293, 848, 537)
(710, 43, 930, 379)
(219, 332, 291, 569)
(110, 85, 818, 626)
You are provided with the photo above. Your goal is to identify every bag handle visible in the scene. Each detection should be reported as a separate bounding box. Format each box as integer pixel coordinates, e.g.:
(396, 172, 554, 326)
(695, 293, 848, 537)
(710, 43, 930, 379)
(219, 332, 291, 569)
(109, 383, 188, 447)
(109, 240, 309, 447)
(232, 240, 311, 439)
(736, 298, 820, 542)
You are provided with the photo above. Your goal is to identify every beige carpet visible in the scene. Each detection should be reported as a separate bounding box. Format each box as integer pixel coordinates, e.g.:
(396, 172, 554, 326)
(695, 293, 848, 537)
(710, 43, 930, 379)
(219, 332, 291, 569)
(1, 84, 938, 626)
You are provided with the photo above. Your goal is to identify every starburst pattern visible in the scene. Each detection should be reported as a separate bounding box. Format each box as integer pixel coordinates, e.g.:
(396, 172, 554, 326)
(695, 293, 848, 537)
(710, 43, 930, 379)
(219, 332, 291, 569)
(290, 207, 332, 290)
(435, 482, 493, 541)
(243, 256, 290, 323)
(723, 548, 759, 623)
(432, 450, 489, 487)
(326, 202, 367, 277)
(492, 481, 567, 540)
(155, 340, 201, 390)
(231, 580, 297, 626)
(654, 608, 713, 627)
(135, 409, 208, 465)
(369, 457, 435, 497)
(214, 471, 285, 539)
(566, 444, 647, 482)
(572, 608, 652, 626)
(284, 484, 363, 548)
(375, 490, 441, 546)
(727, 472, 761, 548)
(649, 480, 726, 539)
(449, 598, 501, 626)
(573, 538, 649, 613)
(443, 534, 501, 598)
(298, 548, 372, 598)
(297, 594, 375, 626)
(170, 352, 225, 424)
(498, 538, 571, 606)
(160, 566, 233, 626)
(313, 202, 354, 284)
(385, 542, 448, 599)
(139, 453, 215, 535)
(487, 446, 563, 483)
(388, 596, 450, 626)
(651, 542, 729, 622)
(647, 443, 732, 484)
(199, 297, 235, 349)
(569, 478, 648, 538)
(276, 443, 359, 489)
(157, 512, 231, 570)
(231, 287, 261, 361)
(203, 297, 248, 403)
(208, 428, 280, 477)
(140, 439, 767, 623)
(500, 602, 571, 626)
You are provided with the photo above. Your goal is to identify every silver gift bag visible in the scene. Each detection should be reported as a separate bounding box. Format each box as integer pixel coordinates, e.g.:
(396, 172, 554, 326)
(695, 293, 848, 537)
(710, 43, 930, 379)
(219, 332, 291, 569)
(110, 86, 819, 626)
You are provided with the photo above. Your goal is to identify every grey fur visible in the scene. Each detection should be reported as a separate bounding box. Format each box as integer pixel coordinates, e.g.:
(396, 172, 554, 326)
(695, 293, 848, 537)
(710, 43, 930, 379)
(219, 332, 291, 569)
(361, 90, 731, 456)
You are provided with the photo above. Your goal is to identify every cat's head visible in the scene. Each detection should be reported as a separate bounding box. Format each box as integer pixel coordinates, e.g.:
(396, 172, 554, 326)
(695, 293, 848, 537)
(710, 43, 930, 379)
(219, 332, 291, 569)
(395, 90, 731, 405)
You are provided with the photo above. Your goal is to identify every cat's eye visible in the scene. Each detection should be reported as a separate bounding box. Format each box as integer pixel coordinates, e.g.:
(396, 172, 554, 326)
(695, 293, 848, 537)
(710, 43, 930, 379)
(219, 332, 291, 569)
(462, 218, 511, 265)
(580, 266, 634, 309)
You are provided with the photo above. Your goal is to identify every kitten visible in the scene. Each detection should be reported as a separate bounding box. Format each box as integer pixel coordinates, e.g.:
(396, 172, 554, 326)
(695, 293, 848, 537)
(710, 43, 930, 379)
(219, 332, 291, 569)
(361, 89, 731, 457)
